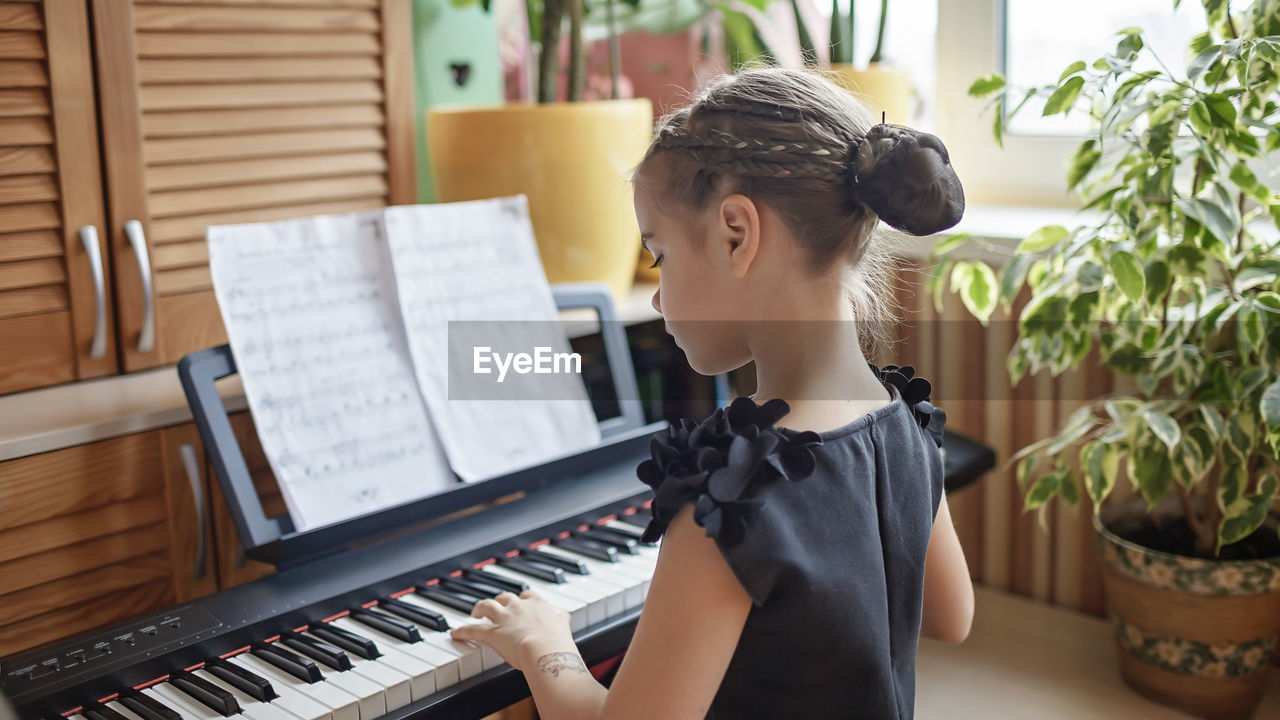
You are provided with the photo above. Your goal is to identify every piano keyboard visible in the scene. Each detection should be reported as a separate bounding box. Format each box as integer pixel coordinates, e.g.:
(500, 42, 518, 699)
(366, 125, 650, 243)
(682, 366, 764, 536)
(3, 490, 660, 720)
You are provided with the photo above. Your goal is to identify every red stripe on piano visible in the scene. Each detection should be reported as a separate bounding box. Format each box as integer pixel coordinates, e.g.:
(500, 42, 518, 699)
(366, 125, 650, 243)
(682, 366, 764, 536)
(472, 557, 498, 568)
(133, 675, 169, 690)
(97, 694, 118, 704)
(643, 499, 653, 508)
(292, 625, 308, 633)
(577, 524, 590, 531)
(391, 587, 415, 598)
(505, 549, 520, 557)
(598, 513, 619, 524)
(184, 662, 205, 672)
(361, 601, 378, 609)
(449, 569, 464, 577)
(622, 507, 637, 515)
(528, 538, 550, 549)
(320, 610, 350, 623)
(60, 706, 83, 717)
(264, 635, 280, 643)
(425, 578, 441, 585)
(219, 646, 250, 659)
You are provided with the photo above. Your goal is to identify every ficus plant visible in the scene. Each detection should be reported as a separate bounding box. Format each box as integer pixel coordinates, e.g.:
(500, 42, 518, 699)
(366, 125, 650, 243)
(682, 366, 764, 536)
(931, 0, 1280, 557)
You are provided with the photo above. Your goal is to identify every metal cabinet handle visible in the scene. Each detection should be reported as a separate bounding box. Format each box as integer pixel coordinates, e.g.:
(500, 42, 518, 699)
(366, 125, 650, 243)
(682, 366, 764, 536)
(124, 219, 155, 353)
(179, 443, 208, 581)
(77, 226, 107, 359)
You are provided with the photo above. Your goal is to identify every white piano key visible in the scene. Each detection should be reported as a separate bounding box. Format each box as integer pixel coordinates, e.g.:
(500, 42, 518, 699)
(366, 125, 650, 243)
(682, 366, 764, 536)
(105, 700, 151, 720)
(327, 616, 462, 690)
(308, 627, 435, 703)
(144, 683, 223, 720)
(535, 545, 648, 609)
(300, 637, 413, 711)
(526, 552, 630, 616)
(305, 656, 386, 720)
(388, 594, 502, 672)
(351, 605, 485, 679)
(470, 568, 590, 632)
(481, 564, 607, 627)
(192, 668, 301, 720)
(230, 653, 359, 720)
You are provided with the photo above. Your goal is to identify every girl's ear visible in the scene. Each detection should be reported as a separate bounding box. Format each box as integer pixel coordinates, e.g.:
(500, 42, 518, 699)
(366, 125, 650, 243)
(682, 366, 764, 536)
(717, 193, 761, 279)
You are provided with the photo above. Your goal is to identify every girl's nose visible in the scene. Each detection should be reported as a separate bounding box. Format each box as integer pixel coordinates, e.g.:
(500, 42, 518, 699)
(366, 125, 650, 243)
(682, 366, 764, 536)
(651, 287, 661, 314)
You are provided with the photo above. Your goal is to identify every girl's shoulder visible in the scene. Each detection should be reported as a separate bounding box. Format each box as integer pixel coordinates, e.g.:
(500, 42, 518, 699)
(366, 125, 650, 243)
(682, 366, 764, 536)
(635, 363, 946, 548)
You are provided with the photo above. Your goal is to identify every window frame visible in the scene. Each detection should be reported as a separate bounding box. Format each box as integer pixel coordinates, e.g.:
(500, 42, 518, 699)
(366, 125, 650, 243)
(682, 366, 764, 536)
(935, 0, 1079, 206)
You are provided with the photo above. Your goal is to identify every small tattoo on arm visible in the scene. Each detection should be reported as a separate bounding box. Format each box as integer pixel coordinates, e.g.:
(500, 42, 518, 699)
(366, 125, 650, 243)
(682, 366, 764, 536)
(537, 651, 589, 677)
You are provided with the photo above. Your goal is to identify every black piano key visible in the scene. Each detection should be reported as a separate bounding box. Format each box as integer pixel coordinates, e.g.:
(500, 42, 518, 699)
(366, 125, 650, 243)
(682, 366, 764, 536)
(205, 657, 278, 702)
(379, 597, 449, 632)
(82, 702, 129, 720)
(308, 624, 381, 661)
(169, 670, 241, 717)
(599, 521, 644, 539)
(577, 528, 639, 554)
(464, 568, 528, 593)
(520, 549, 588, 575)
(280, 631, 352, 671)
(416, 586, 481, 615)
(120, 688, 182, 720)
(250, 642, 323, 684)
(499, 557, 566, 583)
(350, 607, 421, 643)
(553, 536, 618, 562)
(444, 576, 510, 598)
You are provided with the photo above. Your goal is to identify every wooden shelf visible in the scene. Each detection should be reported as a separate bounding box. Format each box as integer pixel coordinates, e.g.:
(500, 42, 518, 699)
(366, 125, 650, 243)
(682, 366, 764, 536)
(916, 585, 1280, 719)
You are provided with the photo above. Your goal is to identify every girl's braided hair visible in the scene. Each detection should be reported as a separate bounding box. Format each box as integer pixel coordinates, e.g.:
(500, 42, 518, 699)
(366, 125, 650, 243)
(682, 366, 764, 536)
(633, 67, 965, 360)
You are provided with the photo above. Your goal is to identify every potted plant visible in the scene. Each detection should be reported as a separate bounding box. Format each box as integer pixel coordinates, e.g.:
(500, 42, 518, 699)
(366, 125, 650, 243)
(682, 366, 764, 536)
(426, 0, 703, 299)
(825, 0, 911, 123)
(933, 1, 1280, 717)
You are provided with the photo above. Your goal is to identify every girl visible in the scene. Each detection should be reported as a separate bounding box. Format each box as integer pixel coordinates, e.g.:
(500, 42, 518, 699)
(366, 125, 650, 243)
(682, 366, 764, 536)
(450, 67, 975, 719)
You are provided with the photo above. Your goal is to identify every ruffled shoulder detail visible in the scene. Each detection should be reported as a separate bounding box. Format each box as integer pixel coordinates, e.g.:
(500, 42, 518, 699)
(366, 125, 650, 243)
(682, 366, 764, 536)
(634, 397, 823, 547)
(868, 362, 946, 449)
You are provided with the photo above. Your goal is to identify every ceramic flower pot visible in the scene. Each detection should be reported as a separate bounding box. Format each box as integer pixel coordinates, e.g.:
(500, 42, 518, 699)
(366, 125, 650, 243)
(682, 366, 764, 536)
(1095, 501, 1280, 719)
(827, 63, 912, 125)
(426, 98, 653, 300)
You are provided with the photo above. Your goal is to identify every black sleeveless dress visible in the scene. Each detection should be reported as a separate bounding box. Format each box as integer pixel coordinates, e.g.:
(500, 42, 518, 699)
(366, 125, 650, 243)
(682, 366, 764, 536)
(634, 364, 947, 720)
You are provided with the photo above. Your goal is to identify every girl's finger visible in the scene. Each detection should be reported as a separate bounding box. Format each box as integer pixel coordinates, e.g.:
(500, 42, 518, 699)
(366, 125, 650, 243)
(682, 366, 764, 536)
(519, 588, 542, 601)
(471, 598, 505, 620)
(494, 592, 518, 605)
(450, 624, 489, 644)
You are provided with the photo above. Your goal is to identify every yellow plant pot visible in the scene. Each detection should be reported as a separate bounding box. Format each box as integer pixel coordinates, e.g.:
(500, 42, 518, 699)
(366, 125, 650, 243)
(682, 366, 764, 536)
(427, 98, 653, 300)
(828, 63, 913, 126)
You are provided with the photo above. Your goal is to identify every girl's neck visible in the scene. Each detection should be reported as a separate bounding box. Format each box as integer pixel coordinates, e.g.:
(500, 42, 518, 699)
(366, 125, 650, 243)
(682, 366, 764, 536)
(746, 276, 889, 408)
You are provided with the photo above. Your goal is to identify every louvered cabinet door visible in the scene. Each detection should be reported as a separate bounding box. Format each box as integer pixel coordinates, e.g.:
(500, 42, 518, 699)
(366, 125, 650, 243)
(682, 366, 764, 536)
(91, 0, 417, 371)
(0, 0, 118, 394)
(0, 431, 175, 656)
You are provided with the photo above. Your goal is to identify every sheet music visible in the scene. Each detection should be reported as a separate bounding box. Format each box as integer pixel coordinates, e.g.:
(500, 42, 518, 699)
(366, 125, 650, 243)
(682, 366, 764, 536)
(207, 211, 455, 532)
(383, 196, 602, 482)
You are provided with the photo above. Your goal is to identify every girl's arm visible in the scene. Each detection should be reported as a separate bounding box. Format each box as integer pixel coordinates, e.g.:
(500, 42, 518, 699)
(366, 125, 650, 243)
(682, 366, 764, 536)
(515, 503, 753, 720)
(920, 493, 974, 643)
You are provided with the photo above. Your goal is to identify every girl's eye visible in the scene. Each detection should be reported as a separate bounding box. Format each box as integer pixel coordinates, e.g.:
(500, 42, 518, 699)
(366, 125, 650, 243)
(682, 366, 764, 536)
(648, 254, 664, 269)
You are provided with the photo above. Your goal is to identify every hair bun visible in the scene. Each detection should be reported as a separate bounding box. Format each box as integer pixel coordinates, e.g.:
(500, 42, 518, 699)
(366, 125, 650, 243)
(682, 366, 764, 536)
(847, 124, 965, 236)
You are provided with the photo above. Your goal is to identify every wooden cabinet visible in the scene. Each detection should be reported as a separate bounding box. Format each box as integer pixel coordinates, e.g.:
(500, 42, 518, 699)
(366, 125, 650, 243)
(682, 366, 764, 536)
(0, 0, 416, 391)
(0, 0, 118, 394)
(0, 429, 196, 655)
(92, 0, 416, 371)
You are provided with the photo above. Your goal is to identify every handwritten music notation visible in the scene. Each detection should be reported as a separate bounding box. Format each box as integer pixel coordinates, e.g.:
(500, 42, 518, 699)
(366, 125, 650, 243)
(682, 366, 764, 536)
(383, 197, 601, 483)
(207, 210, 455, 532)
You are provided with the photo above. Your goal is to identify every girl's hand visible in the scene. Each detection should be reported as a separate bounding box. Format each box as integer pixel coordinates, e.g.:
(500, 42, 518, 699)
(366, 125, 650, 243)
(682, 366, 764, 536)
(450, 589, 575, 671)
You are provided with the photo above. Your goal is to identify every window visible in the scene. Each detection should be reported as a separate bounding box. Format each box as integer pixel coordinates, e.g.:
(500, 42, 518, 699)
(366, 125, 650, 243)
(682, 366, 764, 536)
(936, 0, 1214, 205)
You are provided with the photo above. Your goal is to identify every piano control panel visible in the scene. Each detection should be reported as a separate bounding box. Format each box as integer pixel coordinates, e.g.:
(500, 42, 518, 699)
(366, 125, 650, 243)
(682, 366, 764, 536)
(2, 605, 223, 698)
